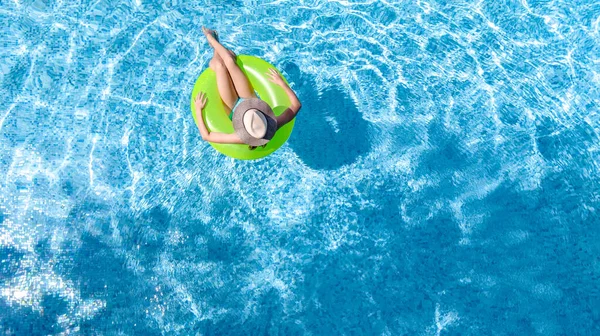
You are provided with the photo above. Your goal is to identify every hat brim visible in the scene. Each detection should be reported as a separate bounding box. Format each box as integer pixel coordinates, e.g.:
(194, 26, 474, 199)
(232, 98, 278, 146)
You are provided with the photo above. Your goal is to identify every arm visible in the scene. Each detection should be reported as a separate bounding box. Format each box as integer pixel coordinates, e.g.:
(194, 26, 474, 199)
(194, 92, 245, 144)
(267, 69, 302, 129)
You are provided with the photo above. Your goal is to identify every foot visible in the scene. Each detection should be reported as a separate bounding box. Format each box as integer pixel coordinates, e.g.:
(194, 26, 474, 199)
(202, 27, 218, 41)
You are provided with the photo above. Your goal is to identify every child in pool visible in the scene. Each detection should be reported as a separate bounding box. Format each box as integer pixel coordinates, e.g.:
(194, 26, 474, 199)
(194, 27, 301, 149)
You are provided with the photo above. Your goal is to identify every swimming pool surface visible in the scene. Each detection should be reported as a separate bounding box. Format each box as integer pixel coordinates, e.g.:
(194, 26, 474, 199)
(1, 0, 599, 335)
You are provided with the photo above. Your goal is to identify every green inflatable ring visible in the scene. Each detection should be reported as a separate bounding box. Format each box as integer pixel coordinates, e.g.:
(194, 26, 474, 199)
(190, 55, 295, 160)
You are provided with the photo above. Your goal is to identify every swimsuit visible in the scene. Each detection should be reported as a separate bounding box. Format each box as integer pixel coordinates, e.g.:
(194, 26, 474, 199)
(229, 97, 247, 120)
(228, 92, 261, 120)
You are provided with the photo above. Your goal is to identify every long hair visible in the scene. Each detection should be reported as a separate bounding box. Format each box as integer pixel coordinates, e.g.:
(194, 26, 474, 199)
(248, 144, 267, 150)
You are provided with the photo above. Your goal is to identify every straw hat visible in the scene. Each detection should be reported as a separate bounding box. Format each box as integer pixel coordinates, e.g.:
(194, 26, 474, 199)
(232, 98, 277, 146)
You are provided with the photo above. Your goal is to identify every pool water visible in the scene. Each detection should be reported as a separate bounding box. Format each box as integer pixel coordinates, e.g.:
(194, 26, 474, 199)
(1, 0, 599, 335)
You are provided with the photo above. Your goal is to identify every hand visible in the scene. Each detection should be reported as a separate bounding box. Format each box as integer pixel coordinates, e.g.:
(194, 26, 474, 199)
(267, 68, 286, 87)
(194, 92, 208, 112)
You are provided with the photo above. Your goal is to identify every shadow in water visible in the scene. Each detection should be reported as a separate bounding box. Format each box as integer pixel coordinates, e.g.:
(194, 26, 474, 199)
(0, 295, 68, 335)
(292, 169, 600, 334)
(297, 209, 462, 335)
(0, 246, 24, 280)
(282, 62, 371, 170)
(59, 233, 162, 335)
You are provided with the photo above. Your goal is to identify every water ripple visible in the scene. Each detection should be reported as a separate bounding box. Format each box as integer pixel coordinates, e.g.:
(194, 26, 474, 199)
(0, 0, 599, 334)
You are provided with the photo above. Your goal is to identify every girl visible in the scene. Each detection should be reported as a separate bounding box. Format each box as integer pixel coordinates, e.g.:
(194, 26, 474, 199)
(194, 27, 301, 149)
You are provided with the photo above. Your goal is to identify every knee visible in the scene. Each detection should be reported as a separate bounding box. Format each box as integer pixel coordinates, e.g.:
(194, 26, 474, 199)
(222, 53, 237, 66)
(209, 58, 224, 71)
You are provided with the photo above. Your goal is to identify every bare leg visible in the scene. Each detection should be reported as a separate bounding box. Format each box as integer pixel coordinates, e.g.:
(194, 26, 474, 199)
(210, 52, 238, 111)
(203, 27, 256, 99)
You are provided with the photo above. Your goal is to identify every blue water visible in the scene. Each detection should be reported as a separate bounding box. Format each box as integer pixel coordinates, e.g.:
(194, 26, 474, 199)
(1, 0, 599, 335)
